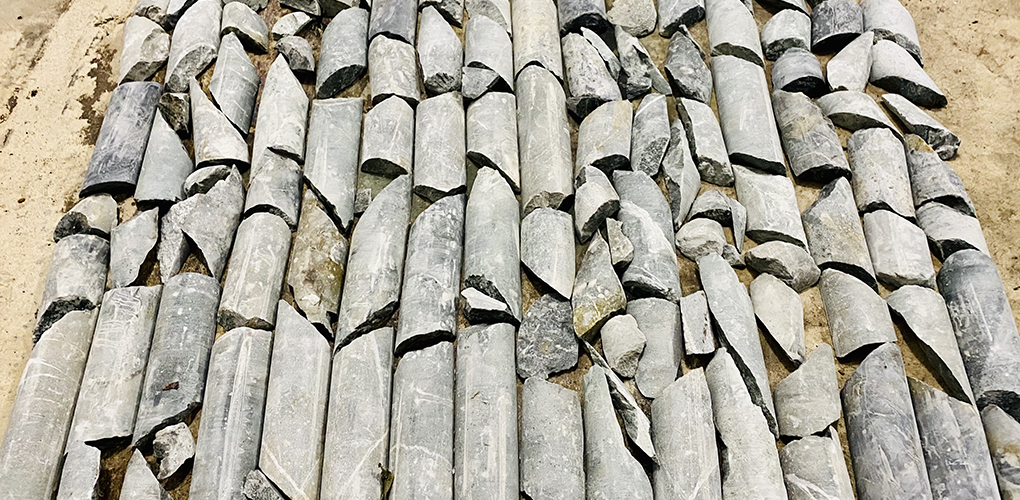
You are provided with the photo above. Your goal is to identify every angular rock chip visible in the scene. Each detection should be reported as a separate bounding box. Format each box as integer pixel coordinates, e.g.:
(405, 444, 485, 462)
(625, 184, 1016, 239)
(614, 169, 673, 244)
(574, 166, 620, 243)
(190, 80, 249, 168)
(286, 193, 347, 335)
(819, 269, 896, 358)
(870, 39, 946, 108)
(561, 33, 621, 119)
(686, 189, 730, 226)
(259, 302, 331, 500)
(54, 194, 117, 241)
(119, 16, 170, 84)
(676, 218, 726, 262)
(981, 405, 1020, 498)
(733, 164, 807, 247)
(35, 234, 109, 339)
(396, 195, 464, 354)
(811, 0, 863, 53)
(630, 94, 671, 177)
(251, 56, 308, 166)
(779, 429, 855, 500)
(276, 35, 314, 78)
(848, 127, 915, 218)
(615, 27, 671, 99)
(606, 217, 634, 269)
(601, 314, 646, 378)
(271, 11, 312, 40)
(826, 31, 873, 92)
(466, 0, 512, 35)
(461, 287, 516, 325)
(353, 187, 371, 216)
(522, 208, 575, 299)
(618, 200, 683, 302)
(916, 202, 990, 260)
(608, 0, 656, 37)
(463, 168, 521, 321)
(221, 2, 269, 53)
(903, 134, 974, 215)
(557, 0, 609, 34)
(56, 442, 101, 500)
(576, 100, 632, 176)
(744, 240, 821, 292)
(245, 151, 303, 229)
(705, 0, 764, 66)
(520, 378, 585, 500)
(467, 92, 519, 192)
(583, 365, 654, 500)
(939, 250, 1020, 420)
(681, 291, 715, 355)
(135, 112, 193, 206)
(335, 176, 411, 346)
(772, 47, 828, 98)
(217, 213, 292, 330)
(802, 177, 876, 288)
(317, 8, 369, 98)
(842, 344, 934, 500)
(581, 27, 622, 80)
(321, 328, 394, 500)
(818, 90, 900, 133)
(705, 349, 788, 499)
(388, 341, 454, 500)
(133, 273, 219, 446)
(583, 340, 657, 459)
(0, 310, 97, 499)
(242, 470, 286, 500)
(414, 92, 467, 201)
(517, 66, 574, 213)
(67, 286, 161, 446)
(750, 274, 805, 365)
(360, 96, 414, 178)
(134, 0, 169, 26)
(188, 328, 272, 500)
(713, 55, 786, 175)
(421, 0, 465, 26)
(761, 9, 811, 61)
(512, 0, 563, 80)
(630, 298, 682, 399)
(165, 0, 220, 92)
(572, 233, 626, 340)
(678, 98, 733, 186)
(303, 97, 362, 232)
(209, 33, 259, 135)
(418, 6, 463, 95)
(772, 90, 850, 182)
(153, 422, 194, 480)
(886, 94, 960, 160)
(281, 0, 320, 15)
(651, 369, 721, 499)
(700, 253, 778, 435)
(369, 0, 418, 44)
(80, 81, 161, 196)
(659, 0, 705, 38)
(455, 324, 519, 499)
(863, 210, 935, 288)
(368, 36, 421, 105)
(517, 295, 578, 379)
(773, 343, 840, 438)
(122, 449, 172, 500)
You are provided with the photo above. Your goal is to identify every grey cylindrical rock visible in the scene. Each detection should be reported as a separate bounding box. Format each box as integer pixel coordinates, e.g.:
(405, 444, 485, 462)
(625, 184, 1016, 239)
(733, 164, 807, 247)
(414, 92, 467, 201)
(779, 429, 855, 500)
(847, 127, 915, 219)
(870, 39, 946, 108)
(659, 0, 705, 38)
(513, 0, 563, 80)
(863, 209, 935, 288)
(55, 441, 101, 500)
(615, 27, 670, 99)
(811, 0, 863, 53)
(54, 194, 117, 242)
(584, 341, 658, 459)
(467, 92, 519, 191)
(629, 298, 682, 399)
(516, 294, 578, 379)
(772, 89, 850, 182)
(583, 365, 654, 500)
(651, 369, 722, 500)
(773, 343, 841, 438)
(576, 100, 632, 176)
(916, 202, 990, 260)
(618, 200, 683, 302)
(421, 0, 464, 26)
(361, 96, 414, 178)
(190, 80, 249, 168)
(521, 208, 575, 299)
(750, 273, 805, 365)
(574, 166, 620, 243)
(826, 31, 874, 93)
(251, 55, 308, 167)
(981, 405, 1020, 498)
(520, 378, 585, 500)
(464, 167, 521, 322)
(221, 2, 270, 54)
(121, 448, 171, 499)
(818, 269, 896, 358)
(600, 314, 646, 378)
(34, 234, 109, 339)
(165, 0, 220, 92)
(862, 0, 922, 64)
(135, 111, 193, 207)
(761, 9, 811, 61)
(245, 151, 303, 229)
(772, 47, 828, 98)
(368, 36, 421, 105)
(80, 81, 161, 197)
(418, 6, 463, 95)
(903, 134, 973, 215)
(304, 97, 363, 232)
(817, 89, 900, 133)
(557, 0, 609, 34)
(744, 240, 821, 292)
(661, 119, 702, 228)
(801, 177, 876, 288)
(678, 98, 733, 186)
(466, 0, 512, 34)
(713, 55, 786, 175)
(517, 66, 574, 213)
(286, 191, 348, 335)
(631, 94, 671, 177)
(369, 0, 418, 44)
(705, 0, 764, 66)
(208, 32, 258, 134)
(317, 8, 369, 98)
(614, 169, 673, 240)
(217, 212, 292, 330)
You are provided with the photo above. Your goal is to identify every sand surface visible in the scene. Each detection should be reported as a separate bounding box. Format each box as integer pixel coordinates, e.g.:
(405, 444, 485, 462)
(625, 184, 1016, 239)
(0, 0, 1016, 497)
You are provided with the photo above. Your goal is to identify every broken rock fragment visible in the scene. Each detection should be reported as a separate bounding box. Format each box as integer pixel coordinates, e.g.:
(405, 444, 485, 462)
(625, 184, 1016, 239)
(863, 210, 935, 288)
(557, 0, 609, 34)
(56, 441, 101, 500)
(618, 200, 682, 302)
(221, 2, 270, 53)
(630, 298, 682, 399)
(601, 314, 646, 378)
(360, 96, 414, 178)
(848, 127, 915, 218)
(733, 164, 807, 247)
(418, 6, 463, 95)
(463, 168, 521, 322)
(870, 39, 946, 108)
(744, 240, 820, 292)
(522, 208, 575, 299)
(750, 274, 805, 365)
(133, 0, 169, 26)
(422, 0, 464, 26)
(811, 0, 863, 53)
(516, 295, 578, 379)
(135, 111, 193, 206)
(517, 66, 574, 213)
(616, 27, 671, 99)
(369, 36, 421, 105)
(245, 151, 303, 228)
(608, 0, 656, 37)
(651, 369, 721, 500)
(561, 33, 622, 118)
(512, 0, 563, 80)
(862, 0, 922, 63)
(165, 0, 220, 92)
(801, 177, 876, 288)
(761, 9, 811, 61)
(414, 92, 467, 201)
(826, 31, 873, 92)
(467, 92, 519, 191)
(885, 94, 960, 160)
(818, 90, 900, 133)
(705, 0, 764, 66)
(271, 11, 312, 40)
(819, 269, 896, 358)
(772, 89, 850, 182)
(773, 343, 841, 438)
(217, 212, 292, 331)
(466, 0, 511, 35)
(303, 97, 363, 232)
(606, 217, 634, 269)
(659, 0, 705, 38)
(462, 16, 513, 99)
(574, 166, 620, 243)
(576, 100, 632, 175)
(153, 422, 194, 480)
(276, 35, 314, 78)
(286, 192, 347, 335)
(678, 97, 732, 186)
(119, 16, 170, 83)
(520, 378, 584, 500)
(713, 55, 786, 175)
(251, 55, 308, 165)
(122, 449, 172, 500)
(572, 232, 626, 340)
(916, 202, 990, 260)
(190, 80, 248, 168)
(779, 429, 855, 500)
(80, 81, 161, 197)
(772, 47, 828, 98)
(316, 8, 369, 98)
(630, 94, 671, 177)
(903, 135, 974, 215)
(614, 169, 673, 240)
(981, 405, 1020, 498)
(681, 291, 714, 355)
(35, 234, 109, 339)
(369, 0, 418, 44)
(584, 341, 657, 459)
(583, 365, 654, 500)
(54, 194, 117, 241)
(461, 287, 516, 325)
(676, 218, 726, 262)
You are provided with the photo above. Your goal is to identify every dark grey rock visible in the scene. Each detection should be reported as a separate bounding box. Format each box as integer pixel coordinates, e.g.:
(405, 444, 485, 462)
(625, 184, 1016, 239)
(251, 56, 308, 166)
(557, 0, 608, 34)
(618, 200, 683, 302)
(779, 429, 855, 500)
(165, 0, 220, 92)
(512, 0, 563, 80)
(608, 0, 656, 37)
(368, 36, 420, 105)
(133, 273, 219, 446)
(463, 168, 521, 322)
(903, 134, 973, 215)
(574, 166, 620, 243)
(916, 202, 990, 260)
(56, 441, 101, 500)
(462, 15, 513, 99)
(134, 0, 169, 26)
(818, 90, 900, 133)
(271, 12, 313, 40)
(705, 0, 764, 66)
(418, 6, 463, 95)
(208, 33, 258, 134)
(317, 8, 369, 98)
(119, 16, 170, 84)
(562, 33, 622, 119)
(34, 234, 109, 339)
(286, 192, 347, 335)
(190, 79, 249, 168)
(712, 55, 786, 175)
(705, 349, 787, 499)
(276, 35, 314, 78)
(744, 240, 821, 292)
(461, 287, 516, 325)
(135, 112, 193, 206)
(465, 0, 511, 34)
(601, 314, 646, 378)
(614, 169, 673, 242)
(759, 0, 808, 12)
(360, 96, 414, 178)
(819, 269, 896, 358)
(281, 0, 320, 15)
(722, 243, 744, 268)
(583, 340, 657, 459)
(733, 164, 807, 247)
(517, 66, 574, 213)
(826, 31, 873, 92)
(630, 94, 670, 177)
(121, 449, 172, 500)
(773, 343, 840, 438)
(0, 310, 97, 499)
(244, 151, 303, 229)
(660, 120, 701, 232)
(811, 0, 863, 53)
(303, 97, 363, 232)
(583, 365, 654, 500)
(870, 39, 946, 108)
(572, 233, 626, 340)
(842, 343, 934, 500)
(679, 99, 732, 187)
(54, 194, 117, 241)
(388, 341, 455, 500)
(165, 0, 198, 28)
(676, 218, 726, 262)
(369, 0, 418, 44)
(217, 212, 292, 330)
(153, 422, 194, 480)
(467, 92, 519, 191)
(802, 177, 877, 288)
(242, 470, 286, 500)
(772, 89, 850, 182)
(761, 9, 811, 61)
(939, 250, 1020, 420)
(522, 208, 575, 298)
(80, 81, 161, 196)
(750, 274, 805, 365)
(629, 298, 682, 399)
(615, 27, 671, 99)
(421, 0, 464, 26)
(862, 0, 922, 64)
(221, 2, 269, 53)
(886, 94, 960, 160)
(681, 291, 715, 355)
(321, 0, 358, 16)
(772, 47, 828, 98)
(414, 92, 467, 201)
(980, 405, 1020, 499)
(651, 369, 722, 500)
(848, 127, 915, 218)
(189, 328, 272, 500)
(520, 378, 584, 500)
(335, 176, 411, 346)
(576, 100, 632, 176)
(396, 195, 464, 354)
(659, 0, 705, 38)
(517, 295, 578, 379)
(353, 187, 371, 216)
(863, 210, 935, 288)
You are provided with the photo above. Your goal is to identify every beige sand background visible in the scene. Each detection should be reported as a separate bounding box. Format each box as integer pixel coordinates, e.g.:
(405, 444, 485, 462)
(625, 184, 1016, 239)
(0, 0, 1015, 497)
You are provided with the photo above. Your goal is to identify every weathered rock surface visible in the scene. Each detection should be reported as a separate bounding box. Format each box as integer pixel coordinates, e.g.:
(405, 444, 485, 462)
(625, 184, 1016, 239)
(871, 39, 946, 108)
(576, 100, 632, 176)
(733, 164, 807, 247)
(826, 31, 874, 92)
(916, 202, 990, 260)
(659, 0, 705, 38)
(848, 127, 915, 218)
(222, 2, 269, 53)
(819, 269, 896, 358)
(678, 98, 732, 186)
(745, 241, 821, 293)
(818, 90, 900, 133)
(119, 16, 170, 83)
(418, 6, 463, 95)
(303, 97, 363, 232)
(414, 92, 466, 201)
(517, 66, 574, 213)
(561, 33, 622, 119)
(762, 9, 811, 61)
(242, 470, 286, 500)
(516, 295, 578, 379)
(80, 81, 161, 196)
(772, 47, 829, 98)
(630, 298, 682, 399)
(802, 177, 877, 288)
(779, 429, 855, 500)
(54, 194, 117, 241)
(463, 168, 521, 323)
(601, 314, 645, 378)
(773, 343, 841, 438)
(317, 8, 368, 98)
(153, 422, 194, 480)
(606, 217, 634, 269)
(750, 274, 805, 365)
(583, 365, 654, 500)
(681, 291, 715, 355)
(811, 0, 863, 53)
(608, 0, 656, 37)
(520, 378, 585, 500)
(630, 95, 671, 176)
(135, 112, 193, 207)
(368, 36, 421, 105)
(705, 0, 764, 66)
(190, 80, 249, 168)
(618, 200, 683, 302)
(467, 92, 519, 191)
(217, 212, 292, 330)
(903, 134, 974, 215)
(286, 193, 347, 336)
(121, 449, 172, 500)
(676, 218, 726, 262)
(572, 233, 626, 340)
(886, 94, 960, 160)
(209, 33, 258, 134)
(651, 369, 722, 500)
(133, 0, 169, 26)
(574, 166, 620, 243)
(165, 0, 220, 92)
(981, 405, 1020, 499)
(271, 11, 312, 40)
(35, 234, 109, 339)
(863, 210, 935, 288)
(773, 90, 850, 182)
(713, 55, 786, 175)
(361, 96, 413, 178)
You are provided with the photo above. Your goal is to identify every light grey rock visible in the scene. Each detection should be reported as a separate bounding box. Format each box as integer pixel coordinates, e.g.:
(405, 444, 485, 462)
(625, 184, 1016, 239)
(421, 0, 464, 26)
(608, 0, 656, 37)
(466, 0, 511, 34)
(165, 0, 198, 28)
(133, 273, 219, 446)
(361, 96, 414, 178)
(369, 36, 421, 105)
(245, 151, 303, 229)
(512, 0, 563, 80)
(681, 291, 715, 355)
(939, 250, 1020, 419)
(574, 166, 620, 243)
(659, 0, 705, 38)
(463, 168, 521, 322)
(54, 194, 117, 241)
(80, 81, 161, 196)
(217, 213, 292, 330)
(606, 217, 634, 269)
(677, 98, 731, 186)
(557, 0, 609, 34)
(119, 16, 170, 84)
(811, 0, 863, 53)
(903, 134, 973, 215)
(613, 169, 671, 240)
(772, 47, 828, 98)
(271, 11, 312, 40)
(67, 286, 161, 446)
(418, 6, 463, 95)
(396, 195, 464, 354)
(705, 349, 788, 500)
(121, 449, 172, 500)
(733, 164, 807, 247)
(303, 97, 363, 232)
(335, 176, 411, 346)
(320, 327, 394, 500)
(165, 0, 220, 92)
(744, 240, 821, 292)
(779, 429, 855, 500)
(583, 341, 657, 459)
(467, 92, 519, 191)
(705, 0, 764, 66)
(135, 112, 193, 206)
(722, 243, 744, 268)
(826, 31, 873, 92)
(520, 378, 585, 500)
(618, 200, 683, 302)
(286, 192, 347, 335)
(750, 274, 805, 365)
(221, 2, 269, 53)
(281, 0, 320, 15)
(981, 405, 1020, 499)
(687, 189, 732, 224)
(455, 324, 518, 500)
(819, 269, 896, 358)
(583, 365, 654, 500)
(863, 210, 935, 288)
(369, 0, 418, 44)
(414, 92, 466, 201)
(562, 33, 622, 118)
(34, 234, 109, 339)
(615, 27, 671, 99)
(871, 39, 946, 108)
(517, 66, 574, 213)
(862, 0, 921, 63)
(188, 328, 272, 500)
(134, 0, 170, 26)
(190, 80, 249, 168)
(888, 285, 975, 403)
(276, 35, 314, 78)
(772, 89, 850, 182)
(630, 298, 682, 399)
(317, 8, 369, 98)
(572, 233, 627, 340)
(388, 342, 455, 500)
(713, 55, 787, 175)
(576, 100, 632, 176)
(761, 9, 811, 61)
(208, 32, 258, 134)
(700, 253, 778, 435)
(818, 90, 900, 133)
(630, 95, 671, 177)
(461, 287, 516, 325)
(517, 295, 578, 379)
(886, 95, 961, 160)
(56, 441, 101, 500)
(848, 127, 915, 218)
(601, 314, 646, 378)
(651, 369, 721, 500)
(242, 470, 286, 500)
(676, 218, 726, 262)
(581, 27, 622, 80)
(802, 177, 877, 288)
(353, 188, 372, 216)
(251, 55, 308, 166)
(522, 208, 575, 299)
(916, 202, 990, 260)
(259, 302, 330, 500)
(773, 343, 840, 438)
(0, 310, 97, 499)
(842, 344, 934, 500)
(153, 422, 194, 480)
(462, 15, 513, 99)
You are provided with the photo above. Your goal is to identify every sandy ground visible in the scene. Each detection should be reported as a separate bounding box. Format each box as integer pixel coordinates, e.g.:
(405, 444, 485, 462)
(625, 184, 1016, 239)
(0, 0, 1016, 497)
